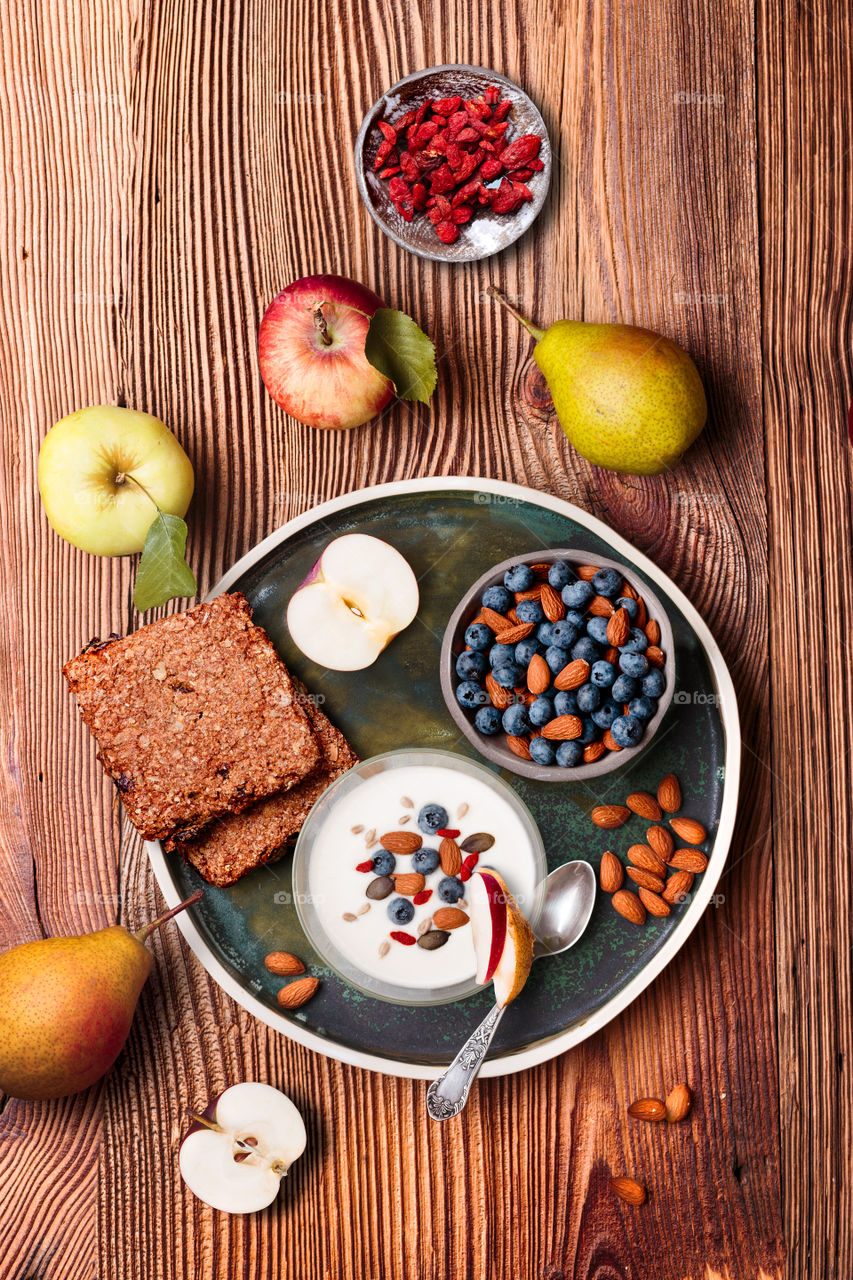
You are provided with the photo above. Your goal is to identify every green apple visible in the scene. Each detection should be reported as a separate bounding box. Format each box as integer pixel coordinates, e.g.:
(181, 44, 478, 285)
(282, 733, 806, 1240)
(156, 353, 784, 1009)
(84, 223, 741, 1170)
(38, 406, 194, 555)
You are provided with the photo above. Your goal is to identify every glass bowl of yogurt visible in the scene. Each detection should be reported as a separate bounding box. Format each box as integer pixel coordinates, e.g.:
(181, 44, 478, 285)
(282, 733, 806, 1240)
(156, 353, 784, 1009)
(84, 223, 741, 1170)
(293, 749, 546, 1005)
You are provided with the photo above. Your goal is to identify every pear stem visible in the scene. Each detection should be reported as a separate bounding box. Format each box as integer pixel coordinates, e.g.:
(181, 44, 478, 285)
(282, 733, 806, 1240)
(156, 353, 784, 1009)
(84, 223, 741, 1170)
(135, 888, 203, 944)
(487, 285, 546, 342)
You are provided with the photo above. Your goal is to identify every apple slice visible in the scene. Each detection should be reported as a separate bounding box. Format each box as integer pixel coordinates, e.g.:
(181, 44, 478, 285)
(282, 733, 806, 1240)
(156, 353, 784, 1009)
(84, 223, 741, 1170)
(286, 533, 419, 671)
(470, 868, 535, 1007)
(179, 1082, 306, 1214)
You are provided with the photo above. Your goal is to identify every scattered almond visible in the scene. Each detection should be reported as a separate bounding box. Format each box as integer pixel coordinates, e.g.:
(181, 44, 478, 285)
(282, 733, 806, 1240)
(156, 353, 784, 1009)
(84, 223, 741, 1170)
(670, 816, 707, 845)
(495, 622, 534, 645)
(589, 594, 616, 618)
(432, 906, 469, 930)
(668, 848, 708, 873)
(621, 580, 638, 600)
(529, 561, 551, 580)
(626, 791, 662, 820)
(627, 1097, 666, 1121)
(646, 825, 674, 859)
(480, 606, 510, 632)
(638, 887, 670, 917)
(600, 850, 624, 893)
(506, 734, 532, 760)
(657, 773, 682, 812)
(626, 843, 666, 876)
(394, 872, 426, 896)
(610, 1176, 647, 1206)
(439, 838, 462, 875)
(591, 804, 631, 828)
(646, 645, 665, 668)
(665, 1083, 692, 1123)
(486, 671, 514, 710)
(607, 607, 630, 647)
(645, 618, 661, 645)
(539, 582, 566, 622)
(605, 646, 620, 664)
(514, 585, 543, 602)
(577, 564, 599, 581)
(583, 741, 606, 763)
(527, 653, 551, 695)
(612, 889, 646, 925)
(635, 597, 647, 627)
(380, 830, 423, 855)
(277, 976, 319, 1009)
(264, 951, 305, 976)
(627, 866, 665, 894)
(554, 658, 590, 691)
(541, 714, 583, 741)
(602, 729, 622, 752)
(663, 870, 694, 903)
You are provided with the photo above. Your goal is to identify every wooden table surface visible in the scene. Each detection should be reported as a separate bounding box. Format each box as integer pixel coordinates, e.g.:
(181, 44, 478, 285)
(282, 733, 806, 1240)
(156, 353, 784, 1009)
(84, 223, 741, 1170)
(0, 1, 848, 1276)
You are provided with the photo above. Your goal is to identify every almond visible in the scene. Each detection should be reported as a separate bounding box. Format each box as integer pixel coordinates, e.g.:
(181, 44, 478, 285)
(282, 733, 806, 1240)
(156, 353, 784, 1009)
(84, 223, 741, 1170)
(394, 872, 426, 896)
(277, 976, 319, 1009)
(264, 951, 305, 976)
(554, 658, 590, 691)
(607, 607, 630, 647)
(635, 597, 647, 627)
(541, 715, 582, 741)
(605, 646, 620, 664)
(610, 1176, 647, 1206)
(530, 561, 551, 580)
(588, 594, 615, 617)
(670, 816, 707, 845)
(665, 1083, 692, 1123)
(539, 582, 566, 622)
(380, 830, 423, 855)
(612, 889, 646, 925)
(627, 866, 665, 893)
(583, 741, 606, 763)
(432, 906, 469, 930)
(486, 671, 514, 710)
(591, 804, 630, 828)
(668, 848, 708, 873)
(527, 653, 551, 695)
(506, 734, 532, 760)
(657, 773, 682, 812)
(577, 564, 599, 581)
(506, 607, 520, 624)
(514, 585, 543, 602)
(602, 729, 622, 752)
(646, 645, 665, 668)
(645, 618, 661, 645)
(663, 870, 694, 903)
(626, 843, 666, 876)
(480, 606, 510, 632)
(626, 791, 662, 820)
(439, 838, 462, 875)
(599, 850, 623, 893)
(621, 580, 638, 600)
(627, 1097, 666, 1121)
(495, 622, 534, 645)
(638, 886, 670, 917)
(646, 825, 674, 859)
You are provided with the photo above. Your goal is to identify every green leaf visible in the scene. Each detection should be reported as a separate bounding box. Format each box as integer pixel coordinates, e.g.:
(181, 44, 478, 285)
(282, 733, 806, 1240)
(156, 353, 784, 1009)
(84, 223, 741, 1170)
(364, 307, 437, 404)
(133, 511, 198, 612)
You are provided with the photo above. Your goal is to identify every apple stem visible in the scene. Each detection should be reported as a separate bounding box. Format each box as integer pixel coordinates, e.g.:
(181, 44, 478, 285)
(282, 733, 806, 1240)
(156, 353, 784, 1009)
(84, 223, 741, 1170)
(135, 888, 204, 943)
(487, 286, 546, 342)
(312, 302, 334, 347)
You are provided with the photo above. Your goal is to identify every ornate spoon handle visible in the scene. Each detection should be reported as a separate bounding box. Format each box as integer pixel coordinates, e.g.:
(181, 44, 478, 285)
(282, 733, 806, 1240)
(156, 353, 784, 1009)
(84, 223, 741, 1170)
(426, 1003, 506, 1121)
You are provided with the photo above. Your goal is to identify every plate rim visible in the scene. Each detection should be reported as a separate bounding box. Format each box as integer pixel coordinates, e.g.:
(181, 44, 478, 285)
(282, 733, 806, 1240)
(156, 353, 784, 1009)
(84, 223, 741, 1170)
(145, 475, 741, 1081)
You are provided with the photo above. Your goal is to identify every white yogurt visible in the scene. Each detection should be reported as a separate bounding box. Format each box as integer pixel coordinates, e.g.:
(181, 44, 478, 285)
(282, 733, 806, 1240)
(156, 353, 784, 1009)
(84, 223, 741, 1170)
(307, 763, 540, 990)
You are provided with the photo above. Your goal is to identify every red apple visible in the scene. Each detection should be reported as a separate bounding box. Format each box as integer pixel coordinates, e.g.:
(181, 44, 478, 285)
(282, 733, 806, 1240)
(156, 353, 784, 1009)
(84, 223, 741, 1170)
(258, 274, 394, 429)
(469, 870, 508, 984)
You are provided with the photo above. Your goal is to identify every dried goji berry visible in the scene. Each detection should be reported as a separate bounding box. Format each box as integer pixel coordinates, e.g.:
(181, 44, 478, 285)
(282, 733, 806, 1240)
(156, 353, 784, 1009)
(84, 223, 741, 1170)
(412, 889, 433, 906)
(415, 101, 430, 124)
(412, 181, 427, 209)
(377, 120, 397, 142)
(379, 165, 401, 179)
(527, 157, 545, 171)
(435, 219, 459, 243)
(451, 204, 473, 224)
(492, 99, 513, 121)
(512, 180, 533, 201)
(455, 126, 479, 144)
(390, 930, 416, 945)
(433, 95, 462, 115)
(464, 98, 491, 120)
(511, 167, 533, 182)
(374, 139, 393, 169)
(429, 164, 456, 194)
(500, 133, 541, 170)
(355, 860, 373, 872)
(480, 157, 503, 182)
(437, 828, 461, 838)
(484, 84, 501, 105)
(459, 867, 471, 882)
(413, 120, 439, 149)
(462, 852, 480, 871)
(396, 197, 414, 221)
(395, 108, 417, 130)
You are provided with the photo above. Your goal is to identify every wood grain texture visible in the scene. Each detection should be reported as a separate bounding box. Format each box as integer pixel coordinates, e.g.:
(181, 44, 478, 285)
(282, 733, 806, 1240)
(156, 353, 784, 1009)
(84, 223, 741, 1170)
(0, 0, 821, 1275)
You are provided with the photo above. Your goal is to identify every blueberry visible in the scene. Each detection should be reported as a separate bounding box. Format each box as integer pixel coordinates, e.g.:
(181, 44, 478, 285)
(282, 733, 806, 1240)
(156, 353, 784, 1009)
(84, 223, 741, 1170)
(548, 560, 572, 589)
(456, 680, 487, 709)
(372, 850, 396, 876)
(529, 695, 555, 727)
(554, 689, 580, 716)
(475, 705, 502, 735)
(504, 564, 535, 592)
(562, 579, 594, 609)
(437, 876, 464, 903)
(555, 740, 584, 767)
(642, 669, 666, 698)
(577, 682, 601, 713)
(619, 651, 650, 678)
(482, 584, 513, 613)
(576, 717, 599, 745)
(616, 596, 639, 621)
(465, 622, 492, 651)
(591, 698, 621, 729)
(489, 643, 515, 668)
(592, 567, 622, 598)
(565, 609, 586, 629)
(545, 645, 569, 674)
(612, 674, 639, 702)
(622, 627, 649, 654)
(571, 637, 599, 664)
(418, 804, 449, 835)
(551, 620, 579, 649)
(412, 846, 440, 874)
(586, 616, 609, 645)
(387, 897, 415, 925)
(628, 695, 657, 720)
(515, 638, 540, 667)
(502, 703, 530, 737)
(492, 662, 524, 689)
(537, 621, 556, 647)
(456, 650, 487, 681)
(516, 599, 544, 625)
(610, 714, 644, 747)
(530, 736, 556, 765)
(591, 660, 616, 688)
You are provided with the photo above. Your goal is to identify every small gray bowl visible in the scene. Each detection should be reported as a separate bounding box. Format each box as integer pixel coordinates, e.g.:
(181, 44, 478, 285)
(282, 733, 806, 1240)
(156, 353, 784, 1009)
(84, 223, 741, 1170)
(354, 64, 552, 263)
(440, 551, 676, 782)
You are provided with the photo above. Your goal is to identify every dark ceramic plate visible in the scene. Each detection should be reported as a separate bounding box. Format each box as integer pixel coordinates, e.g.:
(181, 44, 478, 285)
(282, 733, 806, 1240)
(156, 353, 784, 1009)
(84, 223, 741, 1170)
(146, 479, 739, 1080)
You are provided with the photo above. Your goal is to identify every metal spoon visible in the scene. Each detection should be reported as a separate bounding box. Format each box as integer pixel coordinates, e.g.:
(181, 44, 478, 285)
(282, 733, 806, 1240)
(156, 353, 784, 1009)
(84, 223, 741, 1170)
(426, 860, 597, 1121)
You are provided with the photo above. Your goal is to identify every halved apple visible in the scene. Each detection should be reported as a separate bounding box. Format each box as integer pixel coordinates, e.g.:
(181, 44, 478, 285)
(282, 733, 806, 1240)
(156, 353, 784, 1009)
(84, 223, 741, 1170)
(470, 868, 535, 1008)
(286, 533, 419, 671)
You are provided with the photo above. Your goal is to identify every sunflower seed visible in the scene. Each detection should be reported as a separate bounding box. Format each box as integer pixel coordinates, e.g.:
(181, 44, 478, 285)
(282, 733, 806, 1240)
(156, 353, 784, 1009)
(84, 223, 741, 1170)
(357, 902, 371, 916)
(364, 828, 376, 846)
(457, 802, 470, 819)
(351, 824, 365, 834)
(342, 912, 357, 922)
(398, 814, 411, 824)
(378, 940, 391, 958)
(400, 796, 414, 809)
(417, 917, 433, 936)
